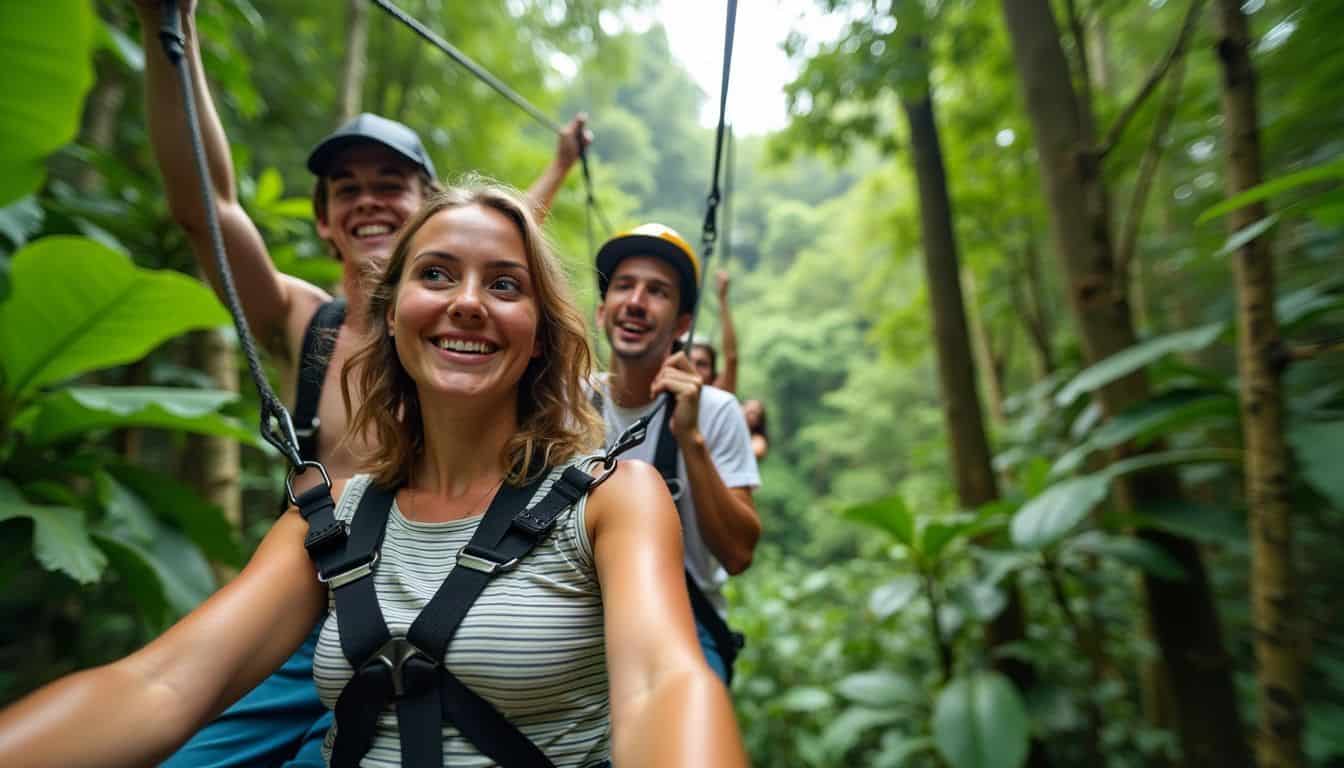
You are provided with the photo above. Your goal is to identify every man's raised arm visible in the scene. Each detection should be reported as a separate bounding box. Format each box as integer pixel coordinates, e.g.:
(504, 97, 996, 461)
(135, 2, 299, 349)
(526, 114, 592, 222)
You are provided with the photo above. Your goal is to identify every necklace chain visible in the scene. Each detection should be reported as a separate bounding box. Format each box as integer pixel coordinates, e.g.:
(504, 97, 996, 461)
(403, 476, 504, 522)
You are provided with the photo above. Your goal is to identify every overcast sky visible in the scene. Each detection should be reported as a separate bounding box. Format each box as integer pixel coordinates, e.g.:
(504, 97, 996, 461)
(649, 0, 843, 136)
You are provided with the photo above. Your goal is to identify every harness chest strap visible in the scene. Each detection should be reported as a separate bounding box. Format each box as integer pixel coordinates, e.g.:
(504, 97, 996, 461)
(298, 467, 597, 768)
(590, 386, 744, 681)
(293, 298, 347, 462)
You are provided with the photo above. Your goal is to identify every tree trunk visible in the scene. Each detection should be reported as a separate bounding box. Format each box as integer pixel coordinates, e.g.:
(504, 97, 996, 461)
(1015, 234, 1056, 378)
(185, 329, 242, 582)
(339, 0, 370, 121)
(999, 1, 1251, 765)
(1214, 1, 1302, 765)
(900, 67, 1051, 768)
(76, 54, 126, 193)
(964, 269, 1007, 424)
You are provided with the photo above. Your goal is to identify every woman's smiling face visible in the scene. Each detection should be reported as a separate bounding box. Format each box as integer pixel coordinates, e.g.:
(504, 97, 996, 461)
(388, 203, 541, 405)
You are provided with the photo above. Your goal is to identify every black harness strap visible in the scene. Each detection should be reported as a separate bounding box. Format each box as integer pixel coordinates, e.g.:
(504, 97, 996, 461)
(309, 466, 597, 768)
(592, 386, 744, 683)
(648, 411, 744, 684)
(293, 298, 347, 461)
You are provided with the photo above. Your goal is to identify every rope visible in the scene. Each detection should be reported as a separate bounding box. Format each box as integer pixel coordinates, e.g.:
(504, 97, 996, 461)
(368, 0, 614, 253)
(605, 0, 739, 460)
(683, 0, 738, 353)
(369, 0, 560, 134)
(158, 1, 307, 477)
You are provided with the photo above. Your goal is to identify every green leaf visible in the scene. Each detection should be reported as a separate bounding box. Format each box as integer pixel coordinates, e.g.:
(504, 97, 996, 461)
(1052, 389, 1239, 476)
(841, 494, 915, 547)
(1214, 214, 1278, 257)
(0, 479, 105, 583)
(1135, 501, 1246, 545)
(821, 706, 903, 758)
(835, 669, 921, 708)
(95, 519, 213, 618)
(1277, 283, 1344, 329)
(0, 238, 229, 395)
(23, 387, 256, 446)
(92, 533, 169, 628)
(1196, 157, 1344, 224)
(776, 686, 834, 712)
(0, 1, 96, 206)
(1288, 419, 1344, 510)
(264, 198, 317, 220)
(107, 463, 244, 568)
(1055, 323, 1225, 407)
(873, 734, 934, 768)
(869, 575, 921, 620)
(1064, 531, 1186, 581)
(95, 471, 156, 542)
(932, 670, 1030, 768)
(1105, 448, 1240, 478)
(1011, 475, 1111, 550)
(0, 195, 43, 248)
(922, 518, 975, 560)
(254, 167, 284, 207)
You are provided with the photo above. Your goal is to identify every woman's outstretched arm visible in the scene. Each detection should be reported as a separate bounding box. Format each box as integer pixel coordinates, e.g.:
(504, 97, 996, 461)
(0, 502, 331, 768)
(588, 460, 748, 768)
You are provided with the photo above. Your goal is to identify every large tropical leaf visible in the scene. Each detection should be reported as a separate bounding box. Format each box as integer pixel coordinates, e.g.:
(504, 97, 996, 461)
(21, 387, 257, 447)
(0, 1, 96, 206)
(1052, 389, 1238, 476)
(0, 478, 105, 583)
(107, 463, 245, 568)
(1054, 323, 1225, 407)
(1288, 419, 1344, 510)
(932, 670, 1030, 768)
(1196, 156, 1344, 224)
(0, 237, 228, 396)
(820, 706, 904, 759)
(841, 494, 915, 547)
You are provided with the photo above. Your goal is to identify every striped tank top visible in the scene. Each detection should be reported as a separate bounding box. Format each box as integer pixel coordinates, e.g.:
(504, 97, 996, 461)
(313, 463, 610, 767)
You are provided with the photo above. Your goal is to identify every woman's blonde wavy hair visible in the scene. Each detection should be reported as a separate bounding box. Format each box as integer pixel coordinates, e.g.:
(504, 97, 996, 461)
(341, 180, 603, 488)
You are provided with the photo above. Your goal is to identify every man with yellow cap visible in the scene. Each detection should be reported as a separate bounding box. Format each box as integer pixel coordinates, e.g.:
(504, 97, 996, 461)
(593, 224, 762, 684)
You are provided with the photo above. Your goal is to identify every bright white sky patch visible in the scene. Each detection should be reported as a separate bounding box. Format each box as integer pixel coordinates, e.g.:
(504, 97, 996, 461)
(649, 0, 846, 136)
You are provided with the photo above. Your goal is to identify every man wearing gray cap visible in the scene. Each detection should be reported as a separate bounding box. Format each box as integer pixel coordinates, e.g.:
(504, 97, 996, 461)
(134, 3, 589, 766)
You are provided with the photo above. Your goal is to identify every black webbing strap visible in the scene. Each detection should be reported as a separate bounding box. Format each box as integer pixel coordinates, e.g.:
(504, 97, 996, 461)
(323, 467, 596, 768)
(293, 298, 347, 461)
(649, 411, 743, 684)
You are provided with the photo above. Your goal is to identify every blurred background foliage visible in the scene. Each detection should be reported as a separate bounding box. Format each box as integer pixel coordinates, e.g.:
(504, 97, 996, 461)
(2, 0, 1342, 766)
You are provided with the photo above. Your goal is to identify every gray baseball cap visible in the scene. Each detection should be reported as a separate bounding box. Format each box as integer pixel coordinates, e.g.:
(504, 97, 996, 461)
(306, 113, 437, 179)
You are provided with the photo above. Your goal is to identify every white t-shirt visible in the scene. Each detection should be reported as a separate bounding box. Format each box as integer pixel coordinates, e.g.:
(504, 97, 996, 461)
(592, 374, 760, 614)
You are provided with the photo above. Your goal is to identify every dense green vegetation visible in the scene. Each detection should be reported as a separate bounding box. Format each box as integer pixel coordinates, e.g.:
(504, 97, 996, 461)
(2, 1, 1342, 766)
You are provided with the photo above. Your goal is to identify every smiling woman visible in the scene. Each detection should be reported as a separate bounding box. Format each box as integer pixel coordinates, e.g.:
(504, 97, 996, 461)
(342, 184, 597, 487)
(0, 181, 748, 767)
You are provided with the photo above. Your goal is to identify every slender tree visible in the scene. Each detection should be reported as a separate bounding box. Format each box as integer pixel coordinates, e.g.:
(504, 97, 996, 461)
(899, 31, 1051, 767)
(1213, 0, 1303, 764)
(339, 0, 370, 121)
(999, 0, 1251, 764)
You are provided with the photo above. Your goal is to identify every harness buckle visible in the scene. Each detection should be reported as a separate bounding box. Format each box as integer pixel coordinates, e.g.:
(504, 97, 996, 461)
(371, 637, 435, 698)
(457, 544, 520, 575)
(318, 551, 380, 589)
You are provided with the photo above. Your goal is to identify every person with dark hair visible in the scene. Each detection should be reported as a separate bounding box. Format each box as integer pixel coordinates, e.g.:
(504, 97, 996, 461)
(132, 3, 590, 765)
(687, 271, 738, 393)
(0, 184, 748, 768)
(742, 399, 769, 461)
(592, 225, 761, 684)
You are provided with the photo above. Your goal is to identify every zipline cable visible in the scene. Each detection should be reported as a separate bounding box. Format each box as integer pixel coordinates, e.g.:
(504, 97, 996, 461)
(157, 0, 325, 504)
(369, 0, 561, 135)
(604, 0, 739, 460)
(369, 0, 614, 251)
